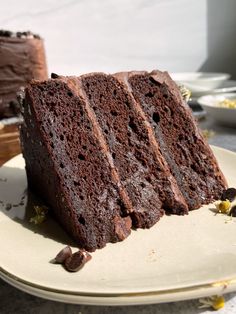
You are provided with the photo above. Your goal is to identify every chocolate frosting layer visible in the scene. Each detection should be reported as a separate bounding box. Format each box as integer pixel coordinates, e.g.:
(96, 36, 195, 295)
(0, 35, 48, 118)
(0, 29, 41, 39)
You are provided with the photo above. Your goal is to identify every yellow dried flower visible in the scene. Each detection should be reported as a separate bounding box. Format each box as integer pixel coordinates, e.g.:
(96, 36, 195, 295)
(217, 200, 231, 214)
(179, 85, 191, 102)
(202, 129, 215, 140)
(30, 214, 46, 225)
(30, 205, 48, 225)
(199, 295, 225, 310)
(218, 99, 236, 109)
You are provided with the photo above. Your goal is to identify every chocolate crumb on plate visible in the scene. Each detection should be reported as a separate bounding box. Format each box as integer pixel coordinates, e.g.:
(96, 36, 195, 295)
(53, 246, 72, 264)
(221, 188, 236, 202)
(64, 250, 92, 272)
(52, 246, 92, 272)
(230, 205, 236, 217)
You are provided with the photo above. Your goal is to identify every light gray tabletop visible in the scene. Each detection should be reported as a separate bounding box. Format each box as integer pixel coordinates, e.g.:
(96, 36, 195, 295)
(200, 116, 236, 153)
(1, 114, 236, 314)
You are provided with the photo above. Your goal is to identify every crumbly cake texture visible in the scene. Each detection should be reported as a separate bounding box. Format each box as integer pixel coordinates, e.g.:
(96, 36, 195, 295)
(0, 30, 47, 118)
(20, 70, 227, 251)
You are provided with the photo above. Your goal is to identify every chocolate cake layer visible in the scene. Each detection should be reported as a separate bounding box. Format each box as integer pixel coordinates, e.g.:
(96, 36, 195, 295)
(0, 30, 48, 118)
(20, 79, 131, 251)
(127, 70, 227, 209)
(81, 73, 187, 228)
(20, 70, 227, 251)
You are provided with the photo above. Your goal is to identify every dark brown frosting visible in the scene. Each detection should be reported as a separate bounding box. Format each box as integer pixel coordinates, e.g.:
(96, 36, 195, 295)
(0, 34, 48, 118)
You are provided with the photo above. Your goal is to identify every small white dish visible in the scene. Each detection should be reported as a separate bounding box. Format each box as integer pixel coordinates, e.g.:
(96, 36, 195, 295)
(191, 80, 236, 99)
(211, 80, 236, 94)
(198, 93, 236, 127)
(171, 72, 230, 94)
(191, 80, 236, 98)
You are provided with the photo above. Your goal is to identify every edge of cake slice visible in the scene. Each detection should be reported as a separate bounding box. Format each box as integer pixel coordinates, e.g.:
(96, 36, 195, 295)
(20, 78, 132, 251)
(20, 70, 227, 252)
(125, 70, 227, 209)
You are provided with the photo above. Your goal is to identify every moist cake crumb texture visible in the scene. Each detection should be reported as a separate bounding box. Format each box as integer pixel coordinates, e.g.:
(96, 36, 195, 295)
(20, 70, 227, 251)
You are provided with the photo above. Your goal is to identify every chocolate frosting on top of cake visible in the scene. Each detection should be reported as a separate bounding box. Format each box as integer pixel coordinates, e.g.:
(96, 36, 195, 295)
(0, 31, 48, 118)
(0, 29, 41, 39)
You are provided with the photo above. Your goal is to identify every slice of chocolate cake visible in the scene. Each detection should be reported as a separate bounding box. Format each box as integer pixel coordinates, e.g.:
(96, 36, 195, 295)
(80, 73, 188, 228)
(124, 70, 227, 209)
(0, 30, 48, 118)
(20, 70, 227, 251)
(20, 78, 132, 251)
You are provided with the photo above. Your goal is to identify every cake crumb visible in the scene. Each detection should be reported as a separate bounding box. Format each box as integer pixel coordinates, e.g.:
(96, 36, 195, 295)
(147, 249, 157, 262)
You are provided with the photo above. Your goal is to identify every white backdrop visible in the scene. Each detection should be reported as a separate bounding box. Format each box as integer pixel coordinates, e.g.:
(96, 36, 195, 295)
(0, 0, 235, 77)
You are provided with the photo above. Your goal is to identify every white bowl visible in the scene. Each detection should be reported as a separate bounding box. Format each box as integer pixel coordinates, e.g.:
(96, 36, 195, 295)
(198, 93, 236, 127)
(171, 72, 230, 94)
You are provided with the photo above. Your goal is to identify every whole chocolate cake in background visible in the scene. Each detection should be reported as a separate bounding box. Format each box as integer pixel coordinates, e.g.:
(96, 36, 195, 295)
(0, 30, 48, 118)
(19, 70, 227, 251)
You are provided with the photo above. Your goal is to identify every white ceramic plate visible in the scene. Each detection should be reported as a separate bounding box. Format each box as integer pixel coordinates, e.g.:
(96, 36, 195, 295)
(198, 93, 236, 128)
(191, 80, 236, 98)
(1, 146, 236, 305)
(170, 72, 230, 94)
